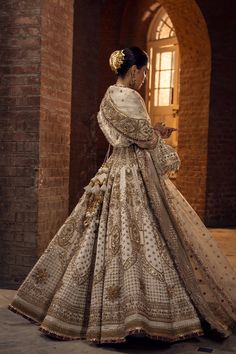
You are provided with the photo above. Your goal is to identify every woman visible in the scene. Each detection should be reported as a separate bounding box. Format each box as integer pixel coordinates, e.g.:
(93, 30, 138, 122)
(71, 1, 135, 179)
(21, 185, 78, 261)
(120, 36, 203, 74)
(8, 47, 236, 344)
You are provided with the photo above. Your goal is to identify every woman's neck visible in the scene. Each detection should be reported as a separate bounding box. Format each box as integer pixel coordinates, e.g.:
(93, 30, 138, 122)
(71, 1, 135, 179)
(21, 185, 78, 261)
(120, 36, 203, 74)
(115, 77, 130, 88)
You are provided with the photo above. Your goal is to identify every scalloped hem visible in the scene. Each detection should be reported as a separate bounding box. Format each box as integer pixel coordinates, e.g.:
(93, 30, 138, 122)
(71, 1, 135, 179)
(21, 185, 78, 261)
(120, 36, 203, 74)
(89, 327, 205, 344)
(39, 326, 86, 341)
(8, 304, 205, 344)
(39, 324, 204, 344)
(8, 304, 41, 326)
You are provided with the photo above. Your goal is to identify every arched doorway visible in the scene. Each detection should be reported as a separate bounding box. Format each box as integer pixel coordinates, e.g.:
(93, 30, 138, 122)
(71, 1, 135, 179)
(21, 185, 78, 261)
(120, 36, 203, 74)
(119, 0, 211, 219)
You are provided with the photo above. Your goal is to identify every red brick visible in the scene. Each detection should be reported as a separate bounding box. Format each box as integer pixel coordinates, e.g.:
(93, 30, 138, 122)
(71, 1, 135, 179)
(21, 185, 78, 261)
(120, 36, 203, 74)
(14, 15, 40, 26)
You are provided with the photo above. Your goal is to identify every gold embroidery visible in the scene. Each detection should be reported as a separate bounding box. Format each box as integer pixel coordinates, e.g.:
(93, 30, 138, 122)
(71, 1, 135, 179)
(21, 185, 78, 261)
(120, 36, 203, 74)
(93, 267, 105, 285)
(57, 218, 76, 248)
(100, 92, 156, 143)
(58, 250, 67, 271)
(123, 255, 137, 271)
(83, 193, 103, 227)
(166, 284, 176, 299)
(125, 167, 133, 180)
(106, 286, 121, 302)
(110, 225, 121, 256)
(140, 251, 165, 282)
(32, 267, 50, 285)
(71, 271, 89, 286)
(129, 219, 142, 250)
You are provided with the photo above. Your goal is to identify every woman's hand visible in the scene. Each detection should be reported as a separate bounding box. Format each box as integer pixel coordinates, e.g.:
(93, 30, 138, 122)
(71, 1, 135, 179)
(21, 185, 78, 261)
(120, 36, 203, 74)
(154, 122, 177, 139)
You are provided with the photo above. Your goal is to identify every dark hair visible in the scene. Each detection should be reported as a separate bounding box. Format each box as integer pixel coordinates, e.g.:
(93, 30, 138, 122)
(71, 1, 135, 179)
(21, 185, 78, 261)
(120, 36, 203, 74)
(117, 46, 148, 77)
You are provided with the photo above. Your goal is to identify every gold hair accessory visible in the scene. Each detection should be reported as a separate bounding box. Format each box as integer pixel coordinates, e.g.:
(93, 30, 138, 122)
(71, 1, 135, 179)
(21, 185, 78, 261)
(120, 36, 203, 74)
(109, 50, 125, 74)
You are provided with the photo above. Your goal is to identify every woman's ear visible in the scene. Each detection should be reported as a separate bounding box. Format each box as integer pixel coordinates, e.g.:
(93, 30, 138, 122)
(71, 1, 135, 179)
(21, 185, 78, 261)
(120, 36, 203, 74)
(130, 65, 137, 75)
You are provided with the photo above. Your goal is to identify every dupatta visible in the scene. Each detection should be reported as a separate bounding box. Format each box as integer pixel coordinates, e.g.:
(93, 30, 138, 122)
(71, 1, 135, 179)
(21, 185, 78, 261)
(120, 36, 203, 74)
(98, 85, 236, 337)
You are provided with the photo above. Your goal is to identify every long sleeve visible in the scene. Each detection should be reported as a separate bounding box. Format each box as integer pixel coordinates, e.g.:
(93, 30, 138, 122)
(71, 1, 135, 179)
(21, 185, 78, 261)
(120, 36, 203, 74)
(149, 141, 181, 176)
(98, 85, 180, 176)
(99, 86, 160, 149)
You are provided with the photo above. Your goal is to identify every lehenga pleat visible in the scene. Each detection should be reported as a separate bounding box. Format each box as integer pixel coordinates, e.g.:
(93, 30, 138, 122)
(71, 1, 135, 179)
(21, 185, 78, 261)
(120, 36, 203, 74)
(8, 148, 204, 343)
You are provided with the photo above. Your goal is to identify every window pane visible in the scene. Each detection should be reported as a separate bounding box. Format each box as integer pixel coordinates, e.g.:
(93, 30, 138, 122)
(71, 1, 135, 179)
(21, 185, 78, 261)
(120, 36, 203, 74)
(155, 28, 161, 40)
(160, 52, 172, 70)
(159, 88, 170, 106)
(162, 13, 168, 22)
(155, 13, 176, 40)
(154, 71, 160, 88)
(149, 47, 153, 89)
(159, 70, 171, 88)
(166, 17, 172, 27)
(154, 89, 158, 106)
(171, 51, 175, 69)
(159, 23, 171, 39)
(155, 53, 160, 70)
(149, 10, 178, 110)
(156, 20, 162, 33)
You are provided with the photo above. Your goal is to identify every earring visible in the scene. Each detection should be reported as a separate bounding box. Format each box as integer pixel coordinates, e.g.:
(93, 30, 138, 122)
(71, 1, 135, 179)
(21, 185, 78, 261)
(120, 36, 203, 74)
(129, 72, 136, 89)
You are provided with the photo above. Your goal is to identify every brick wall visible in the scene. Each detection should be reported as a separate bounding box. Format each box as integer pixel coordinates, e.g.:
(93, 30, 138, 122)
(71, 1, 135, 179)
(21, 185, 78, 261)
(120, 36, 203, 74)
(196, 0, 236, 226)
(0, 0, 74, 288)
(0, 0, 40, 288)
(166, 0, 211, 220)
(96, 0, 126, 166)
(38, 0, 74, 254)
(69, 0, 101, 212)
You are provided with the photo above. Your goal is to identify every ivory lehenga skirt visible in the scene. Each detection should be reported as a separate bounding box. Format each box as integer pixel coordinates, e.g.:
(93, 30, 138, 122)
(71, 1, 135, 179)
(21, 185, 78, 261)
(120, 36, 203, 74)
(8, 146, 236, 343)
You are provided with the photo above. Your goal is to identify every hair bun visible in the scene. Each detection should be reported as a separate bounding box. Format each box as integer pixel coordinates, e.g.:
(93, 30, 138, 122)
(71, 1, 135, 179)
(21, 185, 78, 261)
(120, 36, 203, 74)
(109, 50, 125, 74)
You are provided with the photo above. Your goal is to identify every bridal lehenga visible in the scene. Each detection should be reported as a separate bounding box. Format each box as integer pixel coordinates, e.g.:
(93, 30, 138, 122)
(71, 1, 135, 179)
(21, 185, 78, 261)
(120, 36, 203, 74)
(9, 85, 236, 343)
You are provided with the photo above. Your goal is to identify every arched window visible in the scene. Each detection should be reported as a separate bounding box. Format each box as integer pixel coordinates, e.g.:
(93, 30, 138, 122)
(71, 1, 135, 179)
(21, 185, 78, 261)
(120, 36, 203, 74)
(155, 11, 176, 40)
(147, 6, 180, 166)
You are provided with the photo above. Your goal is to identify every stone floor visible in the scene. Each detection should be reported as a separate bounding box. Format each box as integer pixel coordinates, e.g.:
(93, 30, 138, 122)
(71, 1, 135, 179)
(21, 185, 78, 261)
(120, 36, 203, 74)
(0, 228, 236, 354)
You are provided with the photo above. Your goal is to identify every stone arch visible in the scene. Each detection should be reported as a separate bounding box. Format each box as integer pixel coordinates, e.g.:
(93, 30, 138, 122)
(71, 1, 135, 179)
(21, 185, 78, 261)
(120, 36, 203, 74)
(119, 0, 211, 219)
